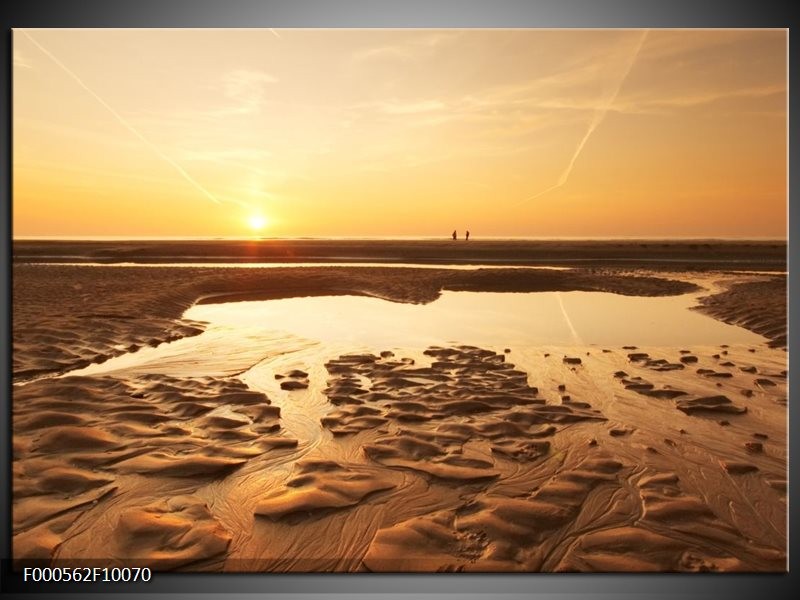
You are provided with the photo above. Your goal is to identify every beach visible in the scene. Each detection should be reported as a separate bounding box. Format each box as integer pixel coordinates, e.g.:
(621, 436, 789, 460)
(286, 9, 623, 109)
(11, 240, 788, 572)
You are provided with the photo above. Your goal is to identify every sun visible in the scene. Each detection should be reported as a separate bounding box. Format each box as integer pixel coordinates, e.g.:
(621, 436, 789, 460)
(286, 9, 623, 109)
(247, 213, 267, 231)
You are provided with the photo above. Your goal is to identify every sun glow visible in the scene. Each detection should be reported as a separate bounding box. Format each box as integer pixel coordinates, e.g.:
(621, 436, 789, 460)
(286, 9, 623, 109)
(247, 214, 267, 231)
(13, 30, 787, 239)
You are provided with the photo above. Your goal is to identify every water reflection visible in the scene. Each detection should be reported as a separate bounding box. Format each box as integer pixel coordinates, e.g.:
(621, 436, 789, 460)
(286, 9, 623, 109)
(187, 290, 765, 348)
(19, 262, 570, 270)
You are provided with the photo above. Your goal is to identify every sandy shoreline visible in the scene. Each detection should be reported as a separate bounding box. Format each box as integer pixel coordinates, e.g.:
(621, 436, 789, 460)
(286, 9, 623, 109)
(13, 261, 786, 383)
(13, 264, 708, 382)
(11, 245, 787, 572)
(13, 239, 788, 269)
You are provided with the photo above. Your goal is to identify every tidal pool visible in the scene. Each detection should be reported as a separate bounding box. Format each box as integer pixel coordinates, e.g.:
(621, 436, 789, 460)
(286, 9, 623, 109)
(186, 290, 765, 348)
(57, 289, 766, 382)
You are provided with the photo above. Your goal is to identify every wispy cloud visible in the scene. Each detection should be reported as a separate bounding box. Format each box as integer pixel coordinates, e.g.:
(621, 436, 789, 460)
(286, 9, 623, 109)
(340, 28, 784, 197)
(13, 47, 32, 69)
(521, 30, 650, 203)
(344, 34, 650, 138)
(18, 29, 247, 208)
(637, 29, 776, 63)
(353, 31, 460, 63)
(377, 99, 447, 115)
(617, 82, 786, 113)
(219, 68, 278, 115)
(179, 149, 276, 179)
(179, 147, 272, 163)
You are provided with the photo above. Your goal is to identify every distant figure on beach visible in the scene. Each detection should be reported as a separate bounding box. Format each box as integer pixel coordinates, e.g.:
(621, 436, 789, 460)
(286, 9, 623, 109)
(452, 230, 457, 240)
(466, 230, 470, 241)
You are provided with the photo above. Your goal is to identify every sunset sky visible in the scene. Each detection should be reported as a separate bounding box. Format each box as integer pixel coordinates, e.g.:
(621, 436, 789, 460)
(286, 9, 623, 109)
(13, 29, 786, 238)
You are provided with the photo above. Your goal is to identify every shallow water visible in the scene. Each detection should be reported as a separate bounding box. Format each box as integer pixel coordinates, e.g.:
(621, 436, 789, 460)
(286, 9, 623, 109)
(186, 290, 765, 348)
(15, 287, 787, 571)
(58, 289, 766, 385)
(20, 261, 570, 270)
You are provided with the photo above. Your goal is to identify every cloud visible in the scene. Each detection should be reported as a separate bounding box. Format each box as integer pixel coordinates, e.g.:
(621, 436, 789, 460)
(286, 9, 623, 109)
(179, 149, 277, 178)
(505, 84, 784, 117)
(520, 30, 650, 203)
(339, 29, 784, 196)
(17, 29, 244, 208)
(638, 29, 780, 63)
(379, 100, 447, 115)
(352, 32, 460, 63)
(217, 68, 278, 116)
(618, 83, 786, 113)
(344, 36, 646, 130)
(13, 47, 32, 69)
(179, 147, 272, 162)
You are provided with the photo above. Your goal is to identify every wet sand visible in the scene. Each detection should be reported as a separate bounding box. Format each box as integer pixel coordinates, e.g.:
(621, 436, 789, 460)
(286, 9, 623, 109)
(14, 238, 787, 269)
(11, 240, 787, 572)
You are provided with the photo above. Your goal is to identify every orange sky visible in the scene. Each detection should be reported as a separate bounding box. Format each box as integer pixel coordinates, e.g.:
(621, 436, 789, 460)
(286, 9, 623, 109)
(13, 29, 787, 238)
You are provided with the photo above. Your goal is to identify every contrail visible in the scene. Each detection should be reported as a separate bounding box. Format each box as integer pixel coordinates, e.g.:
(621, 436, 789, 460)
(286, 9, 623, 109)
(555, 292, 582, 344)
(20, 29, 239, 207)
(520, 30, 649, 205)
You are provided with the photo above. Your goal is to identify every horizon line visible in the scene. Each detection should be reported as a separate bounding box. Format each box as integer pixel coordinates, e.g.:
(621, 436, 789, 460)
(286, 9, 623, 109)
(12, 235, 789, 242)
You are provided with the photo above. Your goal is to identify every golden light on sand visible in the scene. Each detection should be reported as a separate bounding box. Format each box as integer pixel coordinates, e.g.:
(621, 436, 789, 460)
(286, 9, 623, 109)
(247, 213, 267, 231)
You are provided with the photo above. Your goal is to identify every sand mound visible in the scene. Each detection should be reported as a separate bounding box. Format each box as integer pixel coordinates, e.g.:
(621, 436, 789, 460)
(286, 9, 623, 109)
(255, 460, 398, 520)
(12, 371, 295, 568)
(34, 426, 120, 453)
(115, 453, 246, 478)
(694, 276, 786, 348)
(114, 496, 231, 569)
(676, 395, 747, 416)
(319, 347, 607, 484)
(13, 257, 708, 382)
(11, 256, 787, 572)
(363, 455, 624, 571)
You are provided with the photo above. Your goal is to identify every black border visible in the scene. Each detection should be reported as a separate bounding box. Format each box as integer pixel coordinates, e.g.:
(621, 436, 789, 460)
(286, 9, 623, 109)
(1, 1, 795, 598)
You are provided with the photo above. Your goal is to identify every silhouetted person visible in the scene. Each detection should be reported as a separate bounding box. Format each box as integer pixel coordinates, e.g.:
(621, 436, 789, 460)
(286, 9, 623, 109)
(466, 230, 470, 241)
(452, 230, 457, 240)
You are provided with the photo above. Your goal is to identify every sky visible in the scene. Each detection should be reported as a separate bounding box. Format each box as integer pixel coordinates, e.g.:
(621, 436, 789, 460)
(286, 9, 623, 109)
(13, 29, 787, 239)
